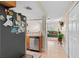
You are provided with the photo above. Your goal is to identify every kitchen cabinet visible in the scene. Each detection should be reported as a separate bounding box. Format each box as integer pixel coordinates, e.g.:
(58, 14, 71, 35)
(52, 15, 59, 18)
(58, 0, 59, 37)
(26, 32, 42, 52)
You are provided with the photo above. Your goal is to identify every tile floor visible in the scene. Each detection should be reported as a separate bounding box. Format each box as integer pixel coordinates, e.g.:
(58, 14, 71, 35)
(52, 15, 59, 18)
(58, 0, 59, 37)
(26, 37, 67, 58)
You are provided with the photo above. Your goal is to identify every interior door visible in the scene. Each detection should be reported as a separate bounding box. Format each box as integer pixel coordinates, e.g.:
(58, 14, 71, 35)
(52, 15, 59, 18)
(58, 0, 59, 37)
(68, 2, 79, 58)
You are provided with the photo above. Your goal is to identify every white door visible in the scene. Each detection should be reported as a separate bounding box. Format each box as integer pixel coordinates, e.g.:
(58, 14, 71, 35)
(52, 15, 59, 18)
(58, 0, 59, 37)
(68, 2, 79, 58)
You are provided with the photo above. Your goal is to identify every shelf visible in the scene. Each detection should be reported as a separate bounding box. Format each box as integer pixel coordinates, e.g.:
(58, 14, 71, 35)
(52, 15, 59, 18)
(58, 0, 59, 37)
(0, 1, 16, 8)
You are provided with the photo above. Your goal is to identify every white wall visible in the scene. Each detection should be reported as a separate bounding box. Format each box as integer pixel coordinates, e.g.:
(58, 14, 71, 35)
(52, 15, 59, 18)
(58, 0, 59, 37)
(27, 20, 42, 32)
(47, 22, 58, 31)
(46, 18, 61, 31)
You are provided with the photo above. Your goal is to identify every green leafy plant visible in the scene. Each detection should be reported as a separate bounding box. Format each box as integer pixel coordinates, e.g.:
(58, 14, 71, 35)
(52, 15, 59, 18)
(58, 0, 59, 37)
(58, 33, 64, 39)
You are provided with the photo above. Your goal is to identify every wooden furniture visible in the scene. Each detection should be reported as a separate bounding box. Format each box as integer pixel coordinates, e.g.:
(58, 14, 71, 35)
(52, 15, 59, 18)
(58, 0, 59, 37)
(0, 1, 16, 8)
(26, 32, 42, 52)
(26, 32, 30, 49)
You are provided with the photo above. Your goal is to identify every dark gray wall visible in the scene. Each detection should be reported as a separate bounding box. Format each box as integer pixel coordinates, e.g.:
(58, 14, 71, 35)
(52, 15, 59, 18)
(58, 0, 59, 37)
(0, 22, 1, 57)
(0, 23, 25, 58)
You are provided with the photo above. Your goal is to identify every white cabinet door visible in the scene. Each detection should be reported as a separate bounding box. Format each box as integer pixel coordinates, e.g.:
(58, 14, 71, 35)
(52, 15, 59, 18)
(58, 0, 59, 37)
(30, 38, 39, 50)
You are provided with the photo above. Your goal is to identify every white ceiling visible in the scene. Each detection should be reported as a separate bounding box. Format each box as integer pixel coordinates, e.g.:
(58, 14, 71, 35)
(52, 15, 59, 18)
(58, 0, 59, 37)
(41, 1, 72, 19)
(11, 1, 72, 20)
(11, 1, 43, 19)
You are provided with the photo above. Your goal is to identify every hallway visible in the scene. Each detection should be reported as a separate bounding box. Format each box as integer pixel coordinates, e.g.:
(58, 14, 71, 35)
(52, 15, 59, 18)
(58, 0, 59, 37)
(26, 37, 67, 58)
(0, 1, 79, 58)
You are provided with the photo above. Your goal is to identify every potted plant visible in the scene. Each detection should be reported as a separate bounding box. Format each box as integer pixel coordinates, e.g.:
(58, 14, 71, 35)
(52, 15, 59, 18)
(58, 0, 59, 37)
(58, 31, 64, 45)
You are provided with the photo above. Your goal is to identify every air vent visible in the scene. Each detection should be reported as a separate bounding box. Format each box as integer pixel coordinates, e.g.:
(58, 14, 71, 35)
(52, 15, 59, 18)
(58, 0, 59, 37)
(25, 6, 32, 10)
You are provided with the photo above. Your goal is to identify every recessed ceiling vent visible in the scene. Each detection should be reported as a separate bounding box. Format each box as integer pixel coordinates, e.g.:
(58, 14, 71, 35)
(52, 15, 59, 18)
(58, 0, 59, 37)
(25, 6, 32, 10)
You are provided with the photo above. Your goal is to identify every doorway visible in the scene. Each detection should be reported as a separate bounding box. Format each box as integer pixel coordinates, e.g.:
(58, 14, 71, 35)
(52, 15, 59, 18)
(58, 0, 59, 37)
(46, 19, 67, 58)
